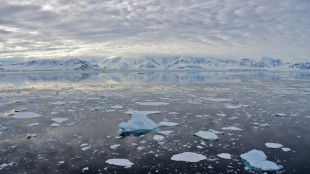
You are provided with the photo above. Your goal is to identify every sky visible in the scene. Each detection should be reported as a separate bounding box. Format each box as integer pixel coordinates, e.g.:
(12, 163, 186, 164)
(0, 0, 310, 61)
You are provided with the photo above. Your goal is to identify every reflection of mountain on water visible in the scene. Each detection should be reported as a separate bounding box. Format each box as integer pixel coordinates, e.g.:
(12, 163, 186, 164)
(1, 71, 310, 85)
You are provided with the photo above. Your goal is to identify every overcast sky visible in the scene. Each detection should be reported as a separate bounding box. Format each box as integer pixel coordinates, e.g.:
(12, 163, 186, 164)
(0, 0, 310, 60)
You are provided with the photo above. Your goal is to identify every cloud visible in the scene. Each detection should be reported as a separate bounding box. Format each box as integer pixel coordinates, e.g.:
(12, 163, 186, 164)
(0, 0, 310, 60)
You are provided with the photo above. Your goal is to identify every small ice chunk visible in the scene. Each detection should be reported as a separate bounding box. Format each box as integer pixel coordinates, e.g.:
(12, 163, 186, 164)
(265, 143, 283, 149)
(240, 149, 281, 171)
(136, 146, 144, 151)
(51, 101, 66, 105)
(51, 118, 68, 123)
(0, 162, 13, 170)
(135, 102, 169, 106)
(12, 112, 42, 119)
(157, 131, 173, 136)
(14, 107, 27, 112)
(58, 161, 65, 164)
(82, 167, 89, 171)
(159, 121, 180, 127)
(106, 159, 134, 168)
(111, 105, 123, 109)
(28, 122, 39, 127)
(124, 110, 161, 115)
(209, 129, 225, 135)
(222, 126, 243, 131)
(276, 113, 286, 117)
(95, 106, 105, 110)
(50, 123, 60, 127)
(205, 98, 233, 102)
(194, 131, 218, 141)
(217, 153, 232, 159)
(171, 152, 206, 162)
(119, 113, 159, 134)
(153, 135, 164, 141)
(110, 144, 120, 150)
(281, 148, 291, 152)
(80, 143, 88, 147)
(81, 146, 91, 151)
(27, 134, 37, 139)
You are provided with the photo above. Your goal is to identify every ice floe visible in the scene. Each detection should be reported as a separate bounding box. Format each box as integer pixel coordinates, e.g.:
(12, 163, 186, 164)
(194, 131, 218, 141)
(51, 118, 68, 123)
(50, 101, 66, 105)
(124, 110, 161, 115)
(28, 122, 39, 127)
(240, 149, 282, 172)
(153, 135, 164, 141)
(119, 113, 159, 135)
(95, 106, 105, 110)
(281, 147, 291, 152)
(276, 113, 286, 117)
(0, 163, 13, 171)
(171, 152, 207, 162)
(222, 126, 243, 131)
(11, 112, 42, 119)
(111, 105, 123, 109)
(225, 104, 248, 109)
(209, 129, 225, 135)
(159, 121, 180, 127)
(27, 134, 37, 139)
(265, 143, 283, 149)
(135, 102, 169, 106)
(106, 159, 134, 168)
(110, 144, 120, 150)
(205, 98, 233, 102)
(217, 153, 232, 159)
(157, 131, 173, 136)
(50, 123, 60, 127)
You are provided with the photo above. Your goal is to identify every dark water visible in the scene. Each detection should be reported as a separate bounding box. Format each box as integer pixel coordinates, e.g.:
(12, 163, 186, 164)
(0, 71, 310, 174)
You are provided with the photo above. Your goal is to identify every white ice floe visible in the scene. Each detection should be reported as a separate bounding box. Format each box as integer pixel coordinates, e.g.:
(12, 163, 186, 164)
(51, 118, 68, 123)
(110, 144, 120, 150)
(276, 113, 286, 117)
(28, 122, 39, 127)
(119, 113, 159, 134)
(217, 153, 232, 159)
(153, 135, 164, 141)
(12, 112, 42, 119)
(106, 159, 134, 168)
(225, 104, 248, 109)
(124, 110, 161, 115)
(222, 126, 243, 131)
(209, 129, 225, 135)
(171, 152, 207, 162)
(281, 147, 291, 152)
(159, 121, 180, 127)
(95, 106, 105, 110)
(265, 143, 283, 149)
(14, 107, 27, 112)
(157, 131, 173, 136)
(81, 146, 91, 151)
(240, 149, 281, 171)
(27, 134, 37, 139)
(111, 105, 123, 109)
(0, 162, 13, 171)
(194, 131, 218, 141)
(82, 167, 89, 171)
(50, 123, 60, 127)
(135, 102, 169, 106)
(50, 101, 66, 105)
(205, 98, 233, 102)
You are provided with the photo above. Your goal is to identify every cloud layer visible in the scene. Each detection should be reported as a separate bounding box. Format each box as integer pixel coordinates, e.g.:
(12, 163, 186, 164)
(1, 0, 310, 60)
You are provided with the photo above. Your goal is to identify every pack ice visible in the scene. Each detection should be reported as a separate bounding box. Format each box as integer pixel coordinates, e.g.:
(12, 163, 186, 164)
(119, 113, 159, 135)
(240, 149, 282, 172)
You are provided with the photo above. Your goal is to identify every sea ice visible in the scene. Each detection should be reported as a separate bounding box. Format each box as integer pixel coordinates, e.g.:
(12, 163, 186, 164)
(124, 110, 161, 115)
(82, 167, 89, 171)
(159, 121, 180, 127)
(50, 101, 66, 105)
(222, 126, 243, 131)
(265, 143, 283, 149)
(0, 162, 13, 171)
(194, 131, 218, 141)
(111, 105, 123, 109)
(135, 102, 169, 106)
(14, 107, 27, 112)
(205, 98, 233, 102)
(106, 159, 134, 168)
(81, 146, 91, 151)
(51, 118, 68, 123)
(28, 122, 39, 127)
(157, 131, 173, 136)
(27, 134, 37, 139)
(171, 152, 207, 162)
(240, 149, 281, 172)
(11, 112, 42, 119)
(281, 148, 291, 152)
(276, 113, 286, 117)
(119, 113, 159, 134)
(110, 144, 120, 150)
(209, 129, 225, 135)
(217, 153, 232, 159)
(95, 106, 105, 110)
(153, 135, 164, 141)
(50, 123, 60, 127)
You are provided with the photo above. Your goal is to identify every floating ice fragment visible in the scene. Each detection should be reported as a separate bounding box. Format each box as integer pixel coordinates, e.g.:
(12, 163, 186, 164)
(222, 126, 243, 131)
(82, 167, 89, 171)
(157, 131, 173, 136)
(51, 101, 66, 105)
(194, 131, 218, 141)
(106, 159, 134, 168)
(159, 121, 180, 127)
(50, 123, 60, 127)
(281, 148, 291, 152)
(137, 146, 144, 151)
(135, 102, 169, 106)
(205, 98, 233, 102)
(276, 113, 286, 117)
(265, 143, 283, 149)
(110, 144, 120, 150)
(225, 104, 248, 109)
(305, 116, 310, 118)
(81, 146, 91, 151)
(171, 152, 207, 162)
(51, 118, 68, 123)
(217, 153, 232, 159)
(58, 161, 65, 164)
(240, 149, 281, 172)
(0, 162, 13, 171)
(153, 135, 164, 141)
(12, 112, 42, 119)
(1, 127, 8, 130)
(119, 113, 159, 135)
(27, 134, 37, 139)
(124, 110, 161, 115)
(28, 122, 39, 127)
(95, 106, 105, 110)
(81, 143, 88, 147)
(111, 105, 123, 109)
(209, 129, 225, 135)
(14, 108, 27, 112)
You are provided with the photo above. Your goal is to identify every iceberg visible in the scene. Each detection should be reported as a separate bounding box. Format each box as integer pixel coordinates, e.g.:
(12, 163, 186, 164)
(171, 152, 206, 162)
(119, 113, 159, 136)
(194, 131, 218, 141)
(240, 149, 282, 172)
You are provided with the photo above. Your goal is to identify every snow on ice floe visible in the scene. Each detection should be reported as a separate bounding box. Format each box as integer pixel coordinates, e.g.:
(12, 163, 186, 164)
(28, 122, 39, 127)
(194, 131, 218, 141)
(106, 159, 134, 168)
(135, 102, 169, 106)
(153, 135, 164, 141)
(124, 110, 161, 115)
(217, 153, 232, 159)
(240, 149, 282, 172)
(171, 152, 207, 162)
(221, 126, 243, 131)
(159, 121, 180, 127)
(205, 98, 233, 102)
(111, 105, 123, 109)
(276, 113, 286, 117)
(51, 118, 68, 123)
(265, 143, 283, 149)
(157, 130, 173, 136)
(50, 101, 66, 105)
(119, 113, 159, 135)
(12, 112, 42, 119)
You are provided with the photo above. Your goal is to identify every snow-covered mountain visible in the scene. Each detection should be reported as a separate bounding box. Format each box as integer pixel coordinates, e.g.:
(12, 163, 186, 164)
(0, 57, 309, 71)
(0, 58, 99, 71)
